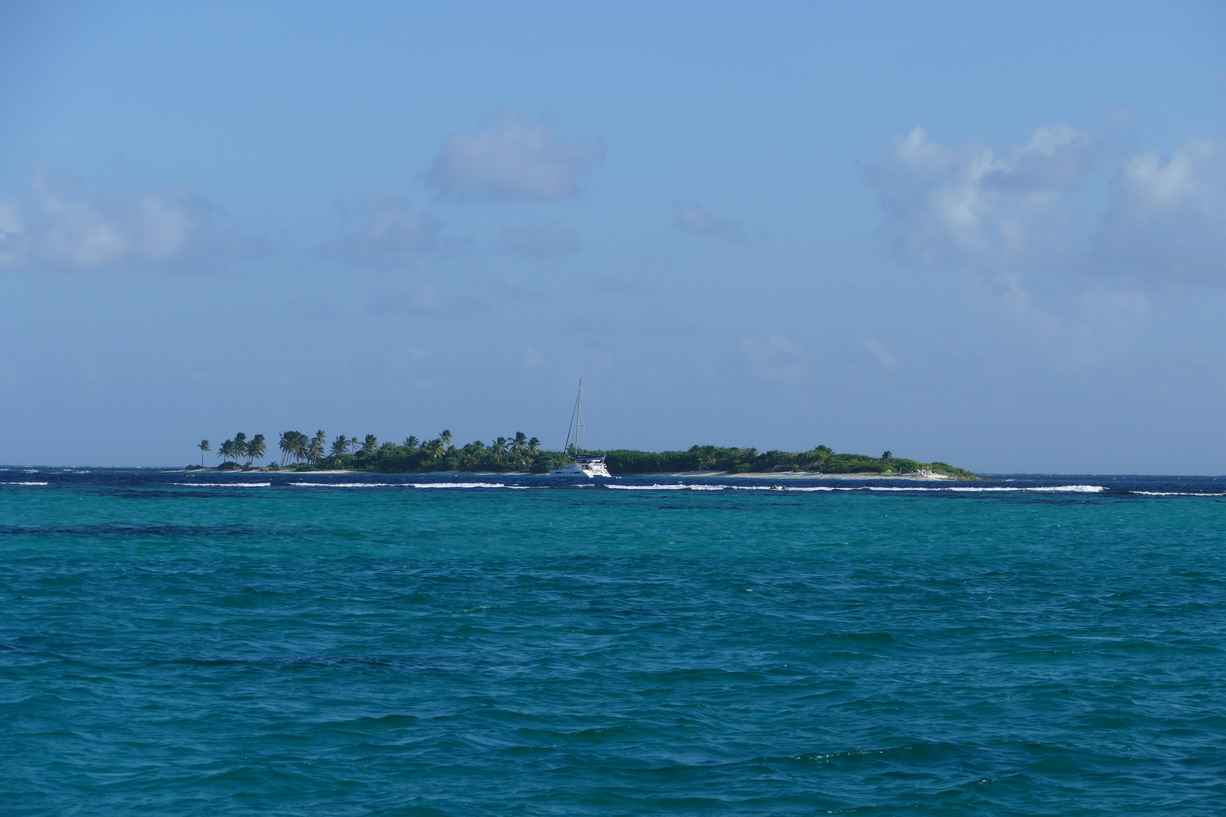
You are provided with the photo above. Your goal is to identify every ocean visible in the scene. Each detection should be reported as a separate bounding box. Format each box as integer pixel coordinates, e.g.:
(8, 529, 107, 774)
(2, 468, 1224, 815)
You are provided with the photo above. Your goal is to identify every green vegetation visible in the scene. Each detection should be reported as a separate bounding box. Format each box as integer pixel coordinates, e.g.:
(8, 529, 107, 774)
(601, 445, 974, 478)
(191, 432, 976, 479)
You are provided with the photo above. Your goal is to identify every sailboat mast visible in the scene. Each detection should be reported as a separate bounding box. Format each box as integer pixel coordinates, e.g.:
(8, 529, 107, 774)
(575, 379, 585, 452)
(546, 379, 610, 478)
(563, 379, 583, 452)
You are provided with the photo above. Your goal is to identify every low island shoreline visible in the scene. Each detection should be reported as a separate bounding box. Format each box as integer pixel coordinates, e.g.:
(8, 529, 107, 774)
(190, 435, 978, 480)
(178, 466, 961, 481)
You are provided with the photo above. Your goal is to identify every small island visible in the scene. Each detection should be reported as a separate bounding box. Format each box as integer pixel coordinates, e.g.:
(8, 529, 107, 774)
(190, 431, 976, 480)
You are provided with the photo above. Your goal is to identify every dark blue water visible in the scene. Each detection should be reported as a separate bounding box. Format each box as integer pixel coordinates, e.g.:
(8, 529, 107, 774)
(2, 468, 1224, 815)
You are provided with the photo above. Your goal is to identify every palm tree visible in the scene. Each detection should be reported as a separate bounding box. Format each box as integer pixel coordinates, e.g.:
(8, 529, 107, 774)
(460, 441, 484, 469)
(331, 435, 350, 458)
(438, 430, 453, 451)
(233, 433, 248, 464)
(363, 434, 379, 455)
(198, 439, 210, 466)
(403, 436, 419, 450)
(279, 430, 309, 465)
(219, 438, 235, 464)
(246, 434, 266, 466)
(307, 430, 326, 463)
(509, 431, 528, 468)
(528, 437, 540, 454)
(278, 431, 294, 465)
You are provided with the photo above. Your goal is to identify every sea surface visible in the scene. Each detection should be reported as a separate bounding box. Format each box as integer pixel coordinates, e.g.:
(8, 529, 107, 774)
(2, 468, 1224, 816)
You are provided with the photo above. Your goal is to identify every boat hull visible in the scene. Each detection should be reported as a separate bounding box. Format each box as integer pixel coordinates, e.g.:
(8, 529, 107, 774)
(548, 456, 612, 478)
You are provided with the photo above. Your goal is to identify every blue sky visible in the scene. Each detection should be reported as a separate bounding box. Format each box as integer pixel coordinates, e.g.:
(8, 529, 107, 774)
(2, 0, 1225, 473)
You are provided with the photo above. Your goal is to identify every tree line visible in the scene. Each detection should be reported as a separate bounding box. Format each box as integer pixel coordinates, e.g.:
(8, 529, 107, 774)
(192, 434, 975, 478)
(602, 445, 973, 478)
(196, 429, 562, 473)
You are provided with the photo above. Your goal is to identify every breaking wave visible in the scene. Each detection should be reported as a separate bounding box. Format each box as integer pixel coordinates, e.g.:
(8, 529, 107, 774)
(289, 482, 397, 488)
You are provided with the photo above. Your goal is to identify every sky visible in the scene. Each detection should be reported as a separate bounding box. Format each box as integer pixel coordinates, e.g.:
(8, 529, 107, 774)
(2, 1, 1225, 473)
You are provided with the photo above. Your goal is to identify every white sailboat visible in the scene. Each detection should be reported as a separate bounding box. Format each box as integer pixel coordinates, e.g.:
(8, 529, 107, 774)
(548, 380, 613, 478)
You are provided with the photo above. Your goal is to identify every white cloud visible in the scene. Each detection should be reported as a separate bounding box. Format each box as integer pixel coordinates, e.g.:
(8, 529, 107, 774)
(868, 125, 1221, 360)
(982, 126, 1099, 192)
(1096, 139, 1226, 284)
(322, 196, 447, 267)
(865, 126, 1093, 273)
(422, 110, 605, 201)
(868, 126, 1226, 286)
(0, 170, 263, 272)
(497, 221, 578, 258)
(673, 200, 746, 243)
(866, 126, 1226, 356)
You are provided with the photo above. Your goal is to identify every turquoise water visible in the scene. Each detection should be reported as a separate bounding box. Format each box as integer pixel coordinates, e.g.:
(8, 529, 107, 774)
(2, 470, 1224, 815)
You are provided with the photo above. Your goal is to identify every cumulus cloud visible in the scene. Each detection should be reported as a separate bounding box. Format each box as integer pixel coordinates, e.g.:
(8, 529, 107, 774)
(0, 170, 263, 272)
(422, 110, 605, 201)
(497, 221, 578, 258)
(865, 125, 1095, 274)
(1096, 139, 1226, 284)
(866, 126, 1226, 286)
(864, 125, 1226, 361)
(982, 126, 1099, 192)
(320, 196, 448, 267)
(673, 200, 746, 243)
